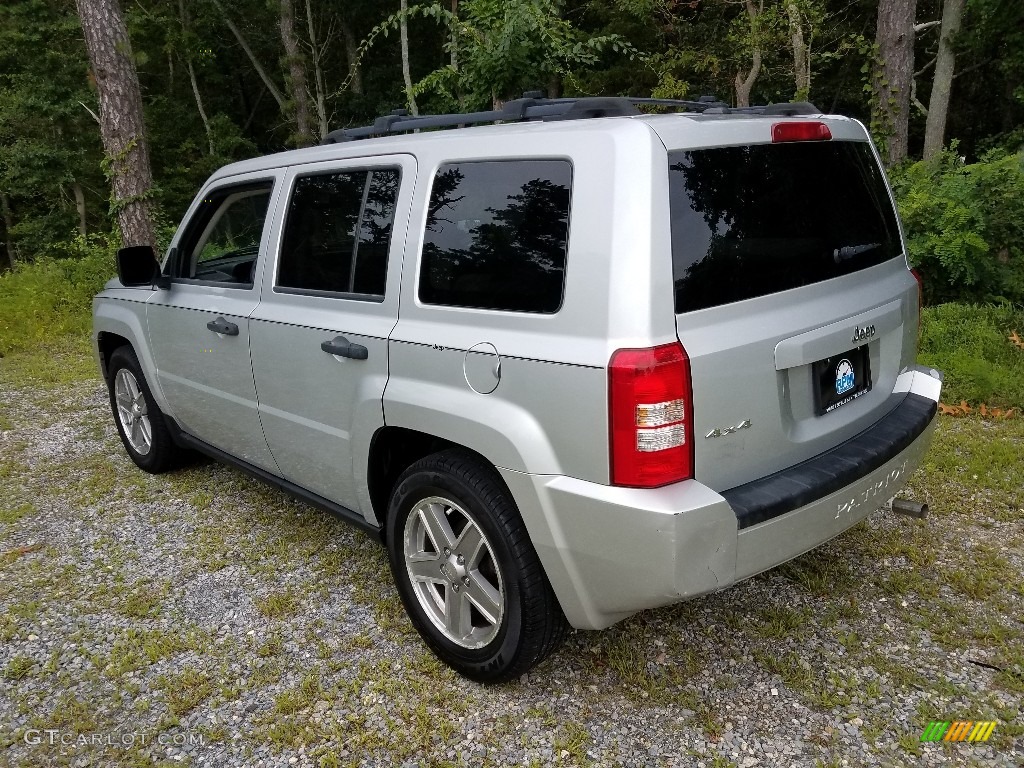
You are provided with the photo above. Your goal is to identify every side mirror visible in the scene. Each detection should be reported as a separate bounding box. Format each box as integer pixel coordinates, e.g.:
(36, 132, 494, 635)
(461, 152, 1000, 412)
(116, 245, 168, 289)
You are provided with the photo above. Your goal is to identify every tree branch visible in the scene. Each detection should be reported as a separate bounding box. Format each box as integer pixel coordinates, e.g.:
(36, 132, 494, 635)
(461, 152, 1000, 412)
(209, 0, 287, 111)
(953, 58, 994, 79)
(910, 77, 928, 116)
(78, 101, 100, 124)
(915, 55, 937, 77)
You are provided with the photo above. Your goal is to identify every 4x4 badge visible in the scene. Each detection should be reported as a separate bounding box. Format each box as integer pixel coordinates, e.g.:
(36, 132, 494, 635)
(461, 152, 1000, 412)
(705, 420, 752, 439)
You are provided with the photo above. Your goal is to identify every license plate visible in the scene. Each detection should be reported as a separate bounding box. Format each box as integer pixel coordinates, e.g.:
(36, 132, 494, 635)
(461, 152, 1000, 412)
(813, 346, 872, 415)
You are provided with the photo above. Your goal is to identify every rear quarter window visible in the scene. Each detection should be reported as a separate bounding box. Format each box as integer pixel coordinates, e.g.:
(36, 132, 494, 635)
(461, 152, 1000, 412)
(418, 159, 572, 313)
(669, 140, 902, 313)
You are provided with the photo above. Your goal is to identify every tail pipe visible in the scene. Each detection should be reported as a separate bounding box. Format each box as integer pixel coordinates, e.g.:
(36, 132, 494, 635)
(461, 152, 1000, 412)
(886, 496, 929, 519)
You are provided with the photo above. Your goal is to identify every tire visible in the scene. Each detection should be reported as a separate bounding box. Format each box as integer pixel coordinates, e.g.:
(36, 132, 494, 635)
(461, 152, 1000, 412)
(385, 449, 569, 683)
(106, 346, 183, 474)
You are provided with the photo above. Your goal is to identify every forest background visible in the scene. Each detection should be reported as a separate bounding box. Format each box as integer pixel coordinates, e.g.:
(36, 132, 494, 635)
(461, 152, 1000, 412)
(1, 0, 1023, 406)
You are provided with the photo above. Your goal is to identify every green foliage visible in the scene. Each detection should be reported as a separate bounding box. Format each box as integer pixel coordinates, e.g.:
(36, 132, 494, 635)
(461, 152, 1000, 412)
(0, 0, 107, 258)
(954, 0, 1024, 155)
(428, 0, 637, 109)
(890, 147, 1024, 304)
(0, 234, 114, 356)
(1, 0, 1022, 311)
(342, 0, 637, 112)
(918, 302, 1024, 407)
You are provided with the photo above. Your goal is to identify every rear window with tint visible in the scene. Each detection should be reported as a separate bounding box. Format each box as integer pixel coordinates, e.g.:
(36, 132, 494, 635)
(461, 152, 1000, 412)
(419, 160, 571, 313)
(668, 141, 901, 313)
(277, 168, 399, 298)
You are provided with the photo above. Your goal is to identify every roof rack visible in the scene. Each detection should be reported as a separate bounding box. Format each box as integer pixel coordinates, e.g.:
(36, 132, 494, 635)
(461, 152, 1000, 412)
(322, 94, 821, 144)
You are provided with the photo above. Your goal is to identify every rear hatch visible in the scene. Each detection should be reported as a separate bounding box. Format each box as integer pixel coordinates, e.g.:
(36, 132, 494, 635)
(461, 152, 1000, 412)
(655, 117, 918, 491)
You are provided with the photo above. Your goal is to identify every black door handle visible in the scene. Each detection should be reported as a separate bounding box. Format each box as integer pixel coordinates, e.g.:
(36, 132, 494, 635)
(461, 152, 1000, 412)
(206, 317, 239, 336)
(321, 335, 368, 360)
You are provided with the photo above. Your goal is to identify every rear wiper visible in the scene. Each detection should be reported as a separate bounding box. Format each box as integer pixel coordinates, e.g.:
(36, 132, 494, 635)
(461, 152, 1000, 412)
(833, 243, 881, 263)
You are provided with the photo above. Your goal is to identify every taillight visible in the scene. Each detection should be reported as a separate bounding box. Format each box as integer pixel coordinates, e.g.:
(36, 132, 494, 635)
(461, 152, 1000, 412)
(609, 342, 693, 488)
(771, 121, 832, 143)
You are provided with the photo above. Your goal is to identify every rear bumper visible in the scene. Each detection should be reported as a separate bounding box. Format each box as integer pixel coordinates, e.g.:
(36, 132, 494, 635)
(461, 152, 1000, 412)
(500, 365, 942, 630)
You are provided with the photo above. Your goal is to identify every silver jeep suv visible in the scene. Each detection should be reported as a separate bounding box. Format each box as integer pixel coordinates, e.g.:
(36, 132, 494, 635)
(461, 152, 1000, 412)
(93, 96, 943, 682)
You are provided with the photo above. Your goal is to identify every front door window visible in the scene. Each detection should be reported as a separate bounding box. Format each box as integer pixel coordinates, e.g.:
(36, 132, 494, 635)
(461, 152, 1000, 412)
(175, 184, 273, 285)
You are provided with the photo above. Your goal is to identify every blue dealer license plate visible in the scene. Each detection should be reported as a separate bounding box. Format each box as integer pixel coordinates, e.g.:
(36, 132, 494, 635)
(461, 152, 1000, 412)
(813, 346, 872, 415)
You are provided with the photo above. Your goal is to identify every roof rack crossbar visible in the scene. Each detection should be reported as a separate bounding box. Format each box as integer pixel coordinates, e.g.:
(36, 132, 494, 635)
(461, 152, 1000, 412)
(322, 95, 821, 144)
(629, 97, 730, 110)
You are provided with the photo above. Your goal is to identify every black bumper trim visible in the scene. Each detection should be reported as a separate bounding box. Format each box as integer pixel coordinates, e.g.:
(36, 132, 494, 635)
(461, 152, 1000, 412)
(723, 393, 937, 530)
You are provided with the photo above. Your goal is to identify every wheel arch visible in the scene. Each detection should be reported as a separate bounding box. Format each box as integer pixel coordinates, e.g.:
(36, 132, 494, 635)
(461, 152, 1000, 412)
(96, 331, 131, 380)
(367, 426, 506, 528)
(93, 299, 169, 411)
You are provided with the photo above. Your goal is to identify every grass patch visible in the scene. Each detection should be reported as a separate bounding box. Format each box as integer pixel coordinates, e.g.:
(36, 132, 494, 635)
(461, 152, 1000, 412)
(273, 673, 322, 715)
(156, 668, 213, 716)
(919, 302, 1024, 408)
(0, 240, 113, 357)
(106, 628, 204, 676)
(256, 633, 284, 658)
(754, 605, 809, 641)
(752, 649, 816, 693)
(916, 416, 1024, 500)
(993, 644, 1024, 693)
(255, 587, 301, 619)
(0, 337, 99, 388)
(0, 501, 34, 525)
(942, 545, 1011, 601)
(778, 549, 856, 595)
(4, 655, 35, 680)
(118, 580, 170, 619)
(25, 692, 100, 735)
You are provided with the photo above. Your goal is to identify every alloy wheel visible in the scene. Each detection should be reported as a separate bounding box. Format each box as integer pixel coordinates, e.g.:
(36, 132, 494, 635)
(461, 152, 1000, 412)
(114, 368, 152, 456)
(403, 495, 505, 649)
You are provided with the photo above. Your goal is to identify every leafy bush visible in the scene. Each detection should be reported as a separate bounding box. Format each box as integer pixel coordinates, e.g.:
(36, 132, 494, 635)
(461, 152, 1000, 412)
(890, 148, 1024, 305)
(918, 302, 1024, 408)
(0, 234, 115, 356)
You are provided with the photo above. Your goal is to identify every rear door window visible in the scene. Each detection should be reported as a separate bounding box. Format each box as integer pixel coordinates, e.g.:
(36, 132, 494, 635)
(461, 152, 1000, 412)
(668, 141, 901, 313)
(418, 159, 572, 313)
(276, 168, 400, 299)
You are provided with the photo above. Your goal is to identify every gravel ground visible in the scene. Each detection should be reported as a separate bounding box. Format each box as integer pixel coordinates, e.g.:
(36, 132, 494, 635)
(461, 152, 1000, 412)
(0, 373, 1022, 768)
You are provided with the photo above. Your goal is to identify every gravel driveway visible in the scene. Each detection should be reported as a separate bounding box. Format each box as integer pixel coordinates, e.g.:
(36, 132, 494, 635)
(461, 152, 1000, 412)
(1, 373, 1021, 767)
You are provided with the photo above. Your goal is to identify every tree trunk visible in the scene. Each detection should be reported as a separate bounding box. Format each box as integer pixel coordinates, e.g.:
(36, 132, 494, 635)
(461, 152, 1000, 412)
(922, 0, 965, 159)
(280, 0, 315, 146)
(305, 0, 329, 140)
(339, 18, 363, 95)
(788, 1, 811, 100)
(734, 0, 763, 108)
(871, 0, 917, 166)
(211, 0, 287, 111)
(399, 0, 419, 115)
(450, 0, 458, 71)
(179, 0, 214, 155)
(548, 73, 561, 99)
(74, 0, 159, 251)
(72, 183, 87, 236)
(0, 192, 15, 271)
(186, 60, 214, 155)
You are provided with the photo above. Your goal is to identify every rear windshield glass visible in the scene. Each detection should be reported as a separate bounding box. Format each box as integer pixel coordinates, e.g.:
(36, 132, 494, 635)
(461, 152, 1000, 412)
(668, 141, 901, 313)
